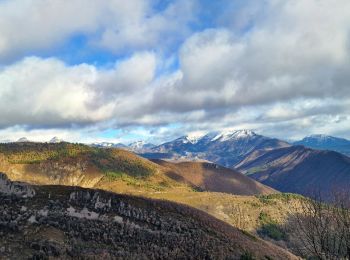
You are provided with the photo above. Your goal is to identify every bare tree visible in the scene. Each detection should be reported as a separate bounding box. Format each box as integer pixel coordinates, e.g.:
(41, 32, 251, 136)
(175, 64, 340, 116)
(288, 190, 350, 260)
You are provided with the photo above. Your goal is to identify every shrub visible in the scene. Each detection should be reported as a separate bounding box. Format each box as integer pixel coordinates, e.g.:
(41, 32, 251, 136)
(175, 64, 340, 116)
(259, 223, 287, 241)
(240, 251, 256, 260)
(258, 212, 287, 241)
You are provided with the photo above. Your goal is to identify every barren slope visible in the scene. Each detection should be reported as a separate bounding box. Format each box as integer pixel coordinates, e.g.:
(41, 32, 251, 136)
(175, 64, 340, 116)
(236, 145, 350, 198)
(153, 160, 277, 195)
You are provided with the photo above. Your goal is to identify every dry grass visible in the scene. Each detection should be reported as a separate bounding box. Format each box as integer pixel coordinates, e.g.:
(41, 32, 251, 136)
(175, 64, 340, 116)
(153, 160, 277, 195)
(131, 191, 302, 234)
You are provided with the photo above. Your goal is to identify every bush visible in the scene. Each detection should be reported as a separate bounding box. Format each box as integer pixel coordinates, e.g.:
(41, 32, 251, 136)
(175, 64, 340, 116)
(240, 251, 256, 260)
(257, 212, 287, 241)
(259, 223, 287, 241)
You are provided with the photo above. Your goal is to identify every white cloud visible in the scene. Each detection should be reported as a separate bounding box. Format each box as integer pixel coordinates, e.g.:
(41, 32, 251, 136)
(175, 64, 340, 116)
(145, 0, 350, 135)
(0, 0, 195, 61)
(0, 52, 156, 128)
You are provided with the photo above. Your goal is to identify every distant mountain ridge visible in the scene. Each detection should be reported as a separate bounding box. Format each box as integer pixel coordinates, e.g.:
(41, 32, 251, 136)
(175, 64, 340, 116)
(294, 134, 350, 156)
(128, 141, 155, 152)
(16, 137, 30, 142)
(91, 140, 155, 153)
(49, 136, 63, 143)
(235, 145, 350, 199)
(145, 130, 290, 167)
(91, 142, 127, 148)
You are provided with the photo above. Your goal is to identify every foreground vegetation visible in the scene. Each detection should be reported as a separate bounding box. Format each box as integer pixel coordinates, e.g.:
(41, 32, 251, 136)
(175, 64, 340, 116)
(0, 176, 297, 259)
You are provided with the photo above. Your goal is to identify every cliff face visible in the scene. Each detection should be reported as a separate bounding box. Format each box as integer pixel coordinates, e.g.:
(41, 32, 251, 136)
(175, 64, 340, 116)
(0, 172, 35, 198)
(0, 174, 297, 260)
(0, 149, 104, 188)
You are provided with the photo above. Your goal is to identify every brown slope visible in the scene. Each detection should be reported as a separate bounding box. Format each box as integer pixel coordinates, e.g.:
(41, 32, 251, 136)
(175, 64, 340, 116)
(152, 159, 277, 195)
(235, 145, 350, 198)
(0, 173, 298, 259)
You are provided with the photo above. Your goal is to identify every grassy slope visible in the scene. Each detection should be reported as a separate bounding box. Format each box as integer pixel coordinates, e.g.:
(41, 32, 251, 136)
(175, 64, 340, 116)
(144, 191, 302, 234)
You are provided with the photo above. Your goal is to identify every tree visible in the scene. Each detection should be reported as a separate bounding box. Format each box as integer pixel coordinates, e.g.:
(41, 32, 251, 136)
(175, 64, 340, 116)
(288, 190, 350, 259)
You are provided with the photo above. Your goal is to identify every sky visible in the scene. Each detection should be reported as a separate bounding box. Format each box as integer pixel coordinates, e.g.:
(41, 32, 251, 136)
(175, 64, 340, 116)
(1, 0, 350, 144)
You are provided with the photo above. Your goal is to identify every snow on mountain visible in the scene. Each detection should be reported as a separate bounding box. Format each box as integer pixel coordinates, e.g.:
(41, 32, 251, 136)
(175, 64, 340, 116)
(91, 142, 127, 148)
(294, 134, 350, 156)
(147, 130, 290, 167)
(49, 137, 63, 143)
(183, 133, 207, 144)
(90, 141, 155, 152)
(16, 137, 30, 142)
(128, 141, 155, 152)
(179, 130, 259, 144)
(211, 130, 257, 142)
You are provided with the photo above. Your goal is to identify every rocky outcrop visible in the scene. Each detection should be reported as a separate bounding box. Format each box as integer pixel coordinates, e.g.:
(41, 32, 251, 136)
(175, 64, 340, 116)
(0, 172, 35, 198)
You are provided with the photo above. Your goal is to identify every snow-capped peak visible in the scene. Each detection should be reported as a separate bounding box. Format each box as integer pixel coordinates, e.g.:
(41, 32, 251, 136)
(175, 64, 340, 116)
(91, 142, 126, 148)
(129, 141, 147, 148)
(49, 137, 63, 143)
(212, 130, 257, 142)
(307, 134, 331, 140)
(300, 134, 350, 145)
(17, 137, 30, 142)
(184, 132, 206, 144)
(128, 141, 155, 150)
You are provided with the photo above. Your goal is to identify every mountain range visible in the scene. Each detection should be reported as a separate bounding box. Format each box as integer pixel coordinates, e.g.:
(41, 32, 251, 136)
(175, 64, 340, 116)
(142, 130, 290, 167)
(294, 134, 350, 156)
(130, 130, 350, 199)
(91, 140, 155, 153)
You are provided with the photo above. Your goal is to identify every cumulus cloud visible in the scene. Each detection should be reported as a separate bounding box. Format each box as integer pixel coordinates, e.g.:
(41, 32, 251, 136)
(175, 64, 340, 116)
(0, 52, 156, 128)
(152, 0, 350, 111)
(0, 0, 195, 61)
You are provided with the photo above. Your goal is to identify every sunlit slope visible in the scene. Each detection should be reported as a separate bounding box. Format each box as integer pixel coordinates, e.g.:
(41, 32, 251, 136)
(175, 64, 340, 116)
(0, 142, 188, 193)
(153, 159, 277, 195)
